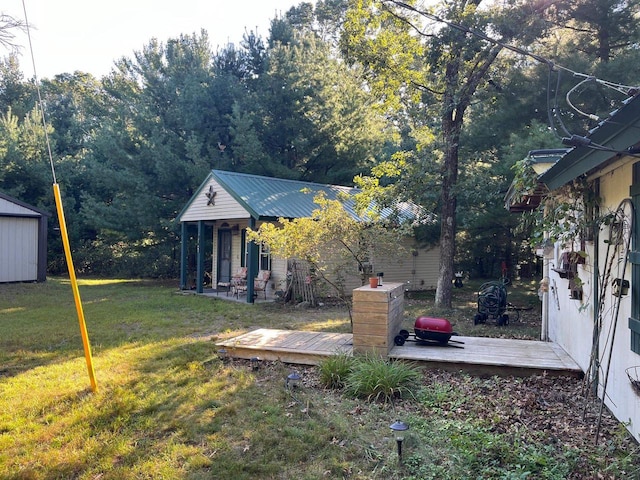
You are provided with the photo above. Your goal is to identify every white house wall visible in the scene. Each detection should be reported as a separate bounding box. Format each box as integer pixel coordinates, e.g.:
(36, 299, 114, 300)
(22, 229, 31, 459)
(594, 159, 637, 442)
(317, 237, 440, 294)
(209, 221, 439, 300)
(546, 157, 639, 442)
(0, 216, 39, 282)
(547, 247, 595, 372)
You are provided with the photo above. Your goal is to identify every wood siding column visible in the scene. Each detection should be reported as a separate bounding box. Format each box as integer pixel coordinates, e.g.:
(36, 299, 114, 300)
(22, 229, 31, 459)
(352, 283, 404, 356)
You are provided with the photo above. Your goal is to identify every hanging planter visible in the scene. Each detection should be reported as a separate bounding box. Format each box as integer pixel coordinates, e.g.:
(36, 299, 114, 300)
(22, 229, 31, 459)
(552, 251, 586, 279)
(626, 366, 640, 396)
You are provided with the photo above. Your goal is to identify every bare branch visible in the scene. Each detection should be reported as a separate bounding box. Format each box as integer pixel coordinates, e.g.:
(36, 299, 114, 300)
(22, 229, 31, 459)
(0, 13, 27, 52)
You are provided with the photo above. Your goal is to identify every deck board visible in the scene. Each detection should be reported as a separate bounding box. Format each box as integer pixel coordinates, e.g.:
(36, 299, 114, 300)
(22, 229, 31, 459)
(215, 328, 582, 376)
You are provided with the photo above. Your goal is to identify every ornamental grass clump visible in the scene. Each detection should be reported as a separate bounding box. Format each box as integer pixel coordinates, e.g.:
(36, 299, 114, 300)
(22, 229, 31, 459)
(344, 355, 421, 403)
(318, 352, 354, 389)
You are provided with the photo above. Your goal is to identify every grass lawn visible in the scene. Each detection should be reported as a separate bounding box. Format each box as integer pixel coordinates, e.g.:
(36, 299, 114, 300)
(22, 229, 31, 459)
(1, 278, 638, 479)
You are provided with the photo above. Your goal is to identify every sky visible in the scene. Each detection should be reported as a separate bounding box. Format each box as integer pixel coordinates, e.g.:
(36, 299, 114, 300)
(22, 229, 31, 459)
(3, 0, 306, 80)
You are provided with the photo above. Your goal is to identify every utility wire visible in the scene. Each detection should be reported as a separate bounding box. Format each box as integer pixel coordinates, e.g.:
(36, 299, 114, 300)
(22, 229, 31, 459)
(388, 0, 639, 95)
(386, 0, 640, 155)
(20, 0, 56, 184)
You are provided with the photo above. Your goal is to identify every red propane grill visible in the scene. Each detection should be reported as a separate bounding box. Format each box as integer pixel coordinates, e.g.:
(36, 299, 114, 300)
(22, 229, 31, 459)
(415, 316, 453, 343)
(394, 316, 464, 348)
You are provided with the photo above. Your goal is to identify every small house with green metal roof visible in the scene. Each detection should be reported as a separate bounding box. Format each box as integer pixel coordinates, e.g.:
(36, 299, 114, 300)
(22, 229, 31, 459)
(177, 170, 440, 302)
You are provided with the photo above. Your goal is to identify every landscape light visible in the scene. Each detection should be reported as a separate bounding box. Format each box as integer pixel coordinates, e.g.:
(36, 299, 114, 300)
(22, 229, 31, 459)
(389, 420, 409, 464)
(286, 371, 302, 390)
(250, 356, 260, 370)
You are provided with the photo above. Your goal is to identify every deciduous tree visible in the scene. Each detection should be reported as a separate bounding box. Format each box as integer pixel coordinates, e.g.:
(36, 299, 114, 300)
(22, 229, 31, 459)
(341, 0, 550, 307)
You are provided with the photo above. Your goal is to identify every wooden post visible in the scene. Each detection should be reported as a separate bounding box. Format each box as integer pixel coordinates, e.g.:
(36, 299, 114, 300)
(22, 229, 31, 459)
(352, 282, 404, 356)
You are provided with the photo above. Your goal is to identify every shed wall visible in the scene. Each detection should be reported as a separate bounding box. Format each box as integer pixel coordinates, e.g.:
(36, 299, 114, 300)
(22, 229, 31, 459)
(0, 216, 39, 282)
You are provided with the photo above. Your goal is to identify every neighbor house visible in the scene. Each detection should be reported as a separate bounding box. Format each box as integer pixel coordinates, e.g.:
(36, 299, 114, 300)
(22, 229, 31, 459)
(177, 170, 440, 302)
(517, 92, 640, 442)
(0, 192, 49, 283)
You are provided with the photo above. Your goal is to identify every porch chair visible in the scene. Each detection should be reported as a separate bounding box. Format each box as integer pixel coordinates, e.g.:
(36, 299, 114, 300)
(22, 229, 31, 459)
(217, 267, 247, 296)
(253, 270, 271, 300)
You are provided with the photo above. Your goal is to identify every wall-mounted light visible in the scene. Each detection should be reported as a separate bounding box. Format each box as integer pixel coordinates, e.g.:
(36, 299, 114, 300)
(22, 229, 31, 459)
(613, 278, 630, 297)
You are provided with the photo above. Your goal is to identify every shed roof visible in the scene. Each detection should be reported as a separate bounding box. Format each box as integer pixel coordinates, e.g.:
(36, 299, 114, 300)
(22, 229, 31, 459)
(540, 93, 640, 190)
(0, 192, 49, 218)
(179, 170, 425, 223)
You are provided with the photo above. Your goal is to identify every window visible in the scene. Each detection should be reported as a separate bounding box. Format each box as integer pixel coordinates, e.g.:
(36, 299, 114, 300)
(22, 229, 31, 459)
(259, 243, 271, 271)
(241, 232, 271, 271)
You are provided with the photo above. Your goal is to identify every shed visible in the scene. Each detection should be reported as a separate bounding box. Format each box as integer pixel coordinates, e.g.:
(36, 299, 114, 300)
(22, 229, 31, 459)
(0, 192, 49, 283)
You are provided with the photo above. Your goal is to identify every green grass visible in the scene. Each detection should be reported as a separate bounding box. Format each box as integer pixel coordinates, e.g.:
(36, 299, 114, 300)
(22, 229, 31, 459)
(1, 278, 638, 479)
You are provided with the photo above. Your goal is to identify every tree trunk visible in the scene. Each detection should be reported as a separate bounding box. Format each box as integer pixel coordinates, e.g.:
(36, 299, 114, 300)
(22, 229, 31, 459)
(434, 61, 464, 309)
(434, 115, 461, 309)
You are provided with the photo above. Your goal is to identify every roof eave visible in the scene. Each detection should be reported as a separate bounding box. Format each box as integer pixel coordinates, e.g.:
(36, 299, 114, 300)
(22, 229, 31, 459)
(540, 94, 640, 190)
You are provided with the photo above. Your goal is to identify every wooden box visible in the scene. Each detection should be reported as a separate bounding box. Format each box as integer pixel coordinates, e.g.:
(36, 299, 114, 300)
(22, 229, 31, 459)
(352, 282, 404, 355)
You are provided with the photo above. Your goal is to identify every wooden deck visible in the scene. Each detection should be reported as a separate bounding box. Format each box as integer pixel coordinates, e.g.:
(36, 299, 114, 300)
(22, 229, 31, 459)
(215, 328, 583, 377)
(216, 329, 353, 365)
(389, 336, 582, 377)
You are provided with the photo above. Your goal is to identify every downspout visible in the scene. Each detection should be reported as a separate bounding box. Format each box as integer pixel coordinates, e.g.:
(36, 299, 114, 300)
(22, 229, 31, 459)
(591, 217, 600, 389)
(541, 204, 549, 341)
(591, 178, 602, 392)
(541, 259, 549, 341)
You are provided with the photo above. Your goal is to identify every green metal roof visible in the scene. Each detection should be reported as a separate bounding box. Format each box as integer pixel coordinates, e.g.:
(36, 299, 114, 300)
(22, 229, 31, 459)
(211, 170, 360, 220)
(176, 170, 426, 224)
(540, 94, 640, 190)
(504, 149, 569, 212)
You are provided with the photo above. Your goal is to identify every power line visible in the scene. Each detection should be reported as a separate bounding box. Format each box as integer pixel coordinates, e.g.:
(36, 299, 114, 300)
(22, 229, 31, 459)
(386, 0, 640, 156)
(388, 0, 639, 96)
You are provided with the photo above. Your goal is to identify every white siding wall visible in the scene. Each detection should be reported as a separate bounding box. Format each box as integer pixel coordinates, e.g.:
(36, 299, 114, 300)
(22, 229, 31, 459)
(210, 219, 439, 299)
(546, 158, 640, 442)
(314, 237, 440, 295)
(0, 197, 38, 216)
(180, 177, 248, 222)
(595, 160, 638, 442)
(0, 217, 39, 282)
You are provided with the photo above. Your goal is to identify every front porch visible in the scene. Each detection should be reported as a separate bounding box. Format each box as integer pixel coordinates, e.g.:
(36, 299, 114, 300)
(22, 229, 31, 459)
(181, 287, 275, 304)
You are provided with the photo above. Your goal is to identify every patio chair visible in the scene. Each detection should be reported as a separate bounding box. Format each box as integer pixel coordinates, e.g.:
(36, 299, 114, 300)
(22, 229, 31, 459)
(217, 267, 247, 296)
(253, 270, 271, 300)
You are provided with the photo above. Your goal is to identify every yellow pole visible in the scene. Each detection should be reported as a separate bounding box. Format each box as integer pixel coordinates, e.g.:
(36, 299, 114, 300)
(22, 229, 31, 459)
(53, 183, 98, 392)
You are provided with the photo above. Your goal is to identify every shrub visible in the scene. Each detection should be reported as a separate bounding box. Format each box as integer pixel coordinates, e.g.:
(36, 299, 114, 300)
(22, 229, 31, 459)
(344, 355, 421, 403)
(318, 353, 354, 389)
